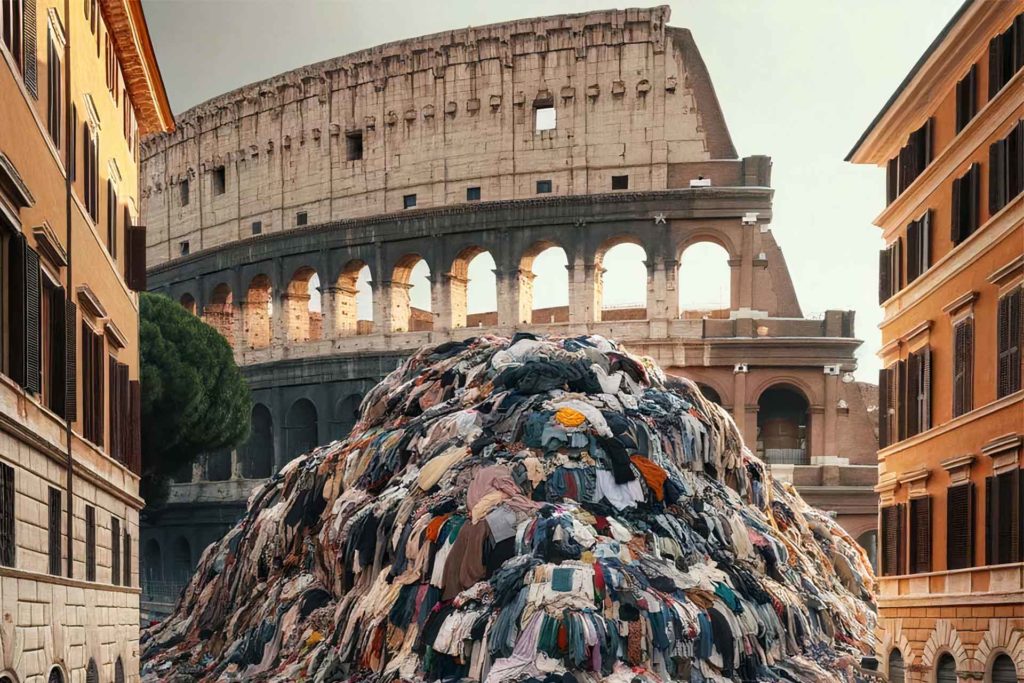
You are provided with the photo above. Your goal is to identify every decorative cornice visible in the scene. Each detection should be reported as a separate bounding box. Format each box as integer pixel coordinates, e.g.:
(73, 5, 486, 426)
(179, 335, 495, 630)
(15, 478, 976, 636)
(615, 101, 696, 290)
(32, 222, 68, 268)
(76, 284, 108, 318)
(940, 453, 975, 472)
(987, 254, 1024, 286)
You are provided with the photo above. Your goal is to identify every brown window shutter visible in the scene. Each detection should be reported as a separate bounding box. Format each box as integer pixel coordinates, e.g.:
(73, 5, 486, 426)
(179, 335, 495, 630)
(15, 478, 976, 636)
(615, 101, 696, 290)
(951, 175, 963, 244)
(24, 246, 41, 394)
(878, 249, 890, 305)
(896, 359, 908, 442)
(986, 476, 996, 565)
(990, 138, 1008, 214)
(968, 163, 981, 233)
(878, 368, 889, 448)
(65, 300, 77, 422)
(947, 483, 974, 570)
(909, 496, 932, 573)
(887, 365, 898, 445)
(886, 157, 898, 204)
(922, 118, 934, 166)
(110, 516, 120, 586)
(22, 0, 37, 98)
(920, 211, 931, 274)
(906, 220, 920, 284)
(123, 531, 131, 586)
(108, 357, 118, 462)
(93, 331, 104, 447)
(125, 225, 147, 291)
(85, 505, 95, 581)
(8, 234, 27, 387)
(882, 504, 905, 576)
(997, 288, 1023, 398)
(953, 318, 974, 417)
(129, 379, 141, 474)
(919, 347, 932, 431)
(905, 352, 920, 438)
(990, 36, 1002, 99)
(892, 238, 903, 293)
(50, 286, 66, 418)
(996, 470, 1020, 564)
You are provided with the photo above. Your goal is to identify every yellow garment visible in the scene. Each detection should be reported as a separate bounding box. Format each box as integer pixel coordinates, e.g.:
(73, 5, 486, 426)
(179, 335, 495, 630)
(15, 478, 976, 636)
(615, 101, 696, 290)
(554, 407, 586, 427)
(417, 446, 468, 490)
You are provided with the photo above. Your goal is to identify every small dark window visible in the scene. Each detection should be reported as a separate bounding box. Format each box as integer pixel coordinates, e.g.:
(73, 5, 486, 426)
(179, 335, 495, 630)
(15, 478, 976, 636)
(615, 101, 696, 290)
(955, 65, 977, 133)
(0, 463, 14, 567)
(179, 241, 190, 257)
(952, 317, 974, 417)
(86, 659, 99, 683)
(997, 286, 1023, 398)
(48, 487, 61, 576)
(947, 483, 974, 570)
(536, 180, 552, 194)
(122, 530, 131, 586)
(908, 496, 931, 573)
(296, 211, 308, 227)
(85, 505, 96, 581)
(535, 104, 556, 131)
(951, 163, 980, 246)
(466, 186, 481, 201)
(111, 516, 121, 586)
(612, 175, 629, 190)
(106, 180, 118, 258)
(345, 130, 363, 161)
(251, 221, 262, 235)
(180, 179, 189, 206)
(989, 16, 1024, 98)
(212, 166, 226, 195)
(403, 194, 417, 209)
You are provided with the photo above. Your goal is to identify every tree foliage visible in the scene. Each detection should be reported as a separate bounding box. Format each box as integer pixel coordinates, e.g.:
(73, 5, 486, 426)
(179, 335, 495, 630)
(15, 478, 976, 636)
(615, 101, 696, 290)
(140, 292, 251, 504)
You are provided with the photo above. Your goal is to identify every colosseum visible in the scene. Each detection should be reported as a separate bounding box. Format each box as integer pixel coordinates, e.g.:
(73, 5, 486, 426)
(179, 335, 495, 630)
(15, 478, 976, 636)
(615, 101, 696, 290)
(137, 6, 879, 612)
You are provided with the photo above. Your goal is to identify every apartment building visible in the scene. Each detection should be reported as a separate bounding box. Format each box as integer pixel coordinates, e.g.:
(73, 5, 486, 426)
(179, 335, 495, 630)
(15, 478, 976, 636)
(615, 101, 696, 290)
(847, 1, 1023, 681)
(0, 0, 171, 680)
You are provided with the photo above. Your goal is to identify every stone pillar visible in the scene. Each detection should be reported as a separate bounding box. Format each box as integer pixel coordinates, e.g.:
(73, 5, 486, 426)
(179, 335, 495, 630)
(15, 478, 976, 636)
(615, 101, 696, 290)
(495, 267, 518, 328)
(732, 365, 750, 443)
(663, 258, 679, 320)
(738, 222, 755, 311)
(438, 273, 461, 330)
(822, 370, 839, 459)
(319, 286, 339, 339)
(809, 405, 825, 461)
(582, 261, 603, 323)
(271, 291, 288, 348)
(567, 259, 587, 326)
(370, 281, 385, 334)
(330, 285, 359, 336)
(230, 302, 244, 353)
(241, 300, 271, 349)
(515, 269, 536, 324)
(282, 292, 311, 342)
(383, 280, 413, 333)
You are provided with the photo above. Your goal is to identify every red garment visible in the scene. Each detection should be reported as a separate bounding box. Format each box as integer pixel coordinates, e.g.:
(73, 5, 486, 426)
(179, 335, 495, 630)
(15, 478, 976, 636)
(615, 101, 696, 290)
(426, 514, 450, 542)
(557, 622, 569, 651)
(629, 455, 668, 501)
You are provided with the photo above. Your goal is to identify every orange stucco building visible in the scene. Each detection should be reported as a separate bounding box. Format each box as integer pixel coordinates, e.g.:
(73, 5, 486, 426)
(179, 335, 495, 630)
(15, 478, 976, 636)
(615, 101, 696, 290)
(848, 1, 1023, 681)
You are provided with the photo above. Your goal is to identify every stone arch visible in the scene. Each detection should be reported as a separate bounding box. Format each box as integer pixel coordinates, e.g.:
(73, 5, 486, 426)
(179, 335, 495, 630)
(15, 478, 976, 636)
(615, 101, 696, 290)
(114, 657, 125, 683)
(179, 292, 197, 315)
(85, 660, 98, 683)
(241, 403, 274, 479)
(285, 397, 319, 460)
(976, 619, 1024, 677)
(244, 274, 273, 349)
(450, 245, 497, 329)
(923, 620, 970, 678)
(519, 240, 568, 324)
(390, 254, 432, 332)
(331, 394, 363, 441)
(696, 383, 723, 406)
(204, 449, 232, 481)
(47, 665, 66, 683)
(674, 230, 738, 262)
(284, 266, 322, 342)
(756, 382, 811, 465)
(880, 619, 917, 671)
(203, 282, 234, 344)
(989, 654, 1020, 683)
(142, 538, 162, 583)
(334, 259, 373, 336)
(594, 235, 648, 320)
(169, 536, 192, 584)
(677, 240, 732, 317)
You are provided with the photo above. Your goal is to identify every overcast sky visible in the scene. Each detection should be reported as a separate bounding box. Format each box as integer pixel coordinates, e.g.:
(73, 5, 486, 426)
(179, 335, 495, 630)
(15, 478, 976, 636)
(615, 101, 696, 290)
(141, 0, 964, 381)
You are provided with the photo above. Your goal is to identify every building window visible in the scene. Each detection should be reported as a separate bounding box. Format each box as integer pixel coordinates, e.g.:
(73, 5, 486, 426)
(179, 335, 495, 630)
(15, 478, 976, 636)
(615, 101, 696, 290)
(122, 530, 130, 586)
(85, 504, 96, 581)
(905, 346, 931, 438)
(47, 32, 62, 147)
(296, 211, 307, 227)
(955, 65, 977, 134)
(179, 241, 190, 257)
(81, 323, 103, 446)
(888, 649, 905, 683)
(986, 469, 1021, 565)
(536, 180, 552, 194)
(991, 655, 1019, 683)
(0, 463, 13, 567)
(997, 286, 1023, 398)
(1, 0, 24, 70)
(880, 503, 905, 576)
(908, 496, 931, 573)
(42, 276, 68, 418)
(107, 356, 129, 466)
(952, 317, 974, 417)
(48, 487, 61, 575)
(403, 194, 416, 209)
(251, 220, 262, 235)
(535, 103, 556, 131)
(951, 163, 980, 246)
(110, 516, 120, 586)
(104, 33, 119, 100)
(179, 179, 189, 207)
(947, 483, 974, 570)
(936, 654, 957, 683)
(345, 130, 363, 161)
(612, 175, 629, 190)
(878, 237, 901, 304)
(989, 120, 1024, 215)
(86, 659, 98, 683)
(466, 186, 481, 201)
(106, 180, 117, 258)
(212, 166, 226, 196)
(905, 211, 930, 283)
(989, 14, 1024, 99)
(82, 124, 99, 223)
(885, 118, 932, 204)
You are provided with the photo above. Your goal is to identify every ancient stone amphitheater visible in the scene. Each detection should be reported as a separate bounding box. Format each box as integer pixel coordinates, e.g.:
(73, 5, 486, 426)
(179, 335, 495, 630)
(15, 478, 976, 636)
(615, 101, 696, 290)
(137, 6, 879, 613)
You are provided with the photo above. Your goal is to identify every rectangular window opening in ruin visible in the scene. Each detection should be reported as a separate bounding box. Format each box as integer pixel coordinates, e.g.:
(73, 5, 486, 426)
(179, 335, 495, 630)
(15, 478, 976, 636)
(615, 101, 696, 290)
(346, 130, 363, 161)
(252, 221, 262, 235)
(612, 175, 629, 190)
(213, 166, 226, 196)
(535, 104, 556, 131)
(179, 241, 190, 256)
(296, 211, 307, 227)
(536, 180, 552, 194)
(180, 179, 189, 206)
(467, 187, 481, 201)
(403, 194, 417, 209)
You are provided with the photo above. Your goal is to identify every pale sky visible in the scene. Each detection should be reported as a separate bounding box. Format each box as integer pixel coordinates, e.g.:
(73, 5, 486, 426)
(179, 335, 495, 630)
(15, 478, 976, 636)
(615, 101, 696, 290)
(141, 0, 965, 380)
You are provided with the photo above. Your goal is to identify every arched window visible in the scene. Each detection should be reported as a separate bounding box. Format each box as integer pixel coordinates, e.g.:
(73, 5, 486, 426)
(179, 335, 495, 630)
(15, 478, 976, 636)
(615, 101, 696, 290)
(390, 255, 432, 332)
(114, 657, 125, 683)
(991, 654, 1018, 683)
(696, 383, 722, 406)
(48, 667, 64, 683)
(935, 653, 956, 683)
(285, 398, 318, 460)
(170, 536, 192, 584)
(597, 240, 647, 321)
(335, 260, 373, 336)
(888, 649, 905, 683)
(203, 282, 234, 344)
(284, 267, 322, 342)
(678, 242, 731, 317)
(520, 242, 568, 324)
(204, 449, 232, 481)
(86, 659, 99, 683)
(757, 385, 810, 465)
(0, 676, 13, 683)
(244, 274, 273, 349)
(142, 538, 162, 584)
(450, 247, 497, 328)
(857, 530, 878, 573)
(179, 293, 197, 315)
(241, 403, 274, 479)
(331, 394, 362, 441)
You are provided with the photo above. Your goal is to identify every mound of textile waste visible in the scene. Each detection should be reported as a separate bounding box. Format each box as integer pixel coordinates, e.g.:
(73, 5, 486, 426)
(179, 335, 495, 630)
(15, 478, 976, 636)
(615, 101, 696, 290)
(142, 334, 877, 683)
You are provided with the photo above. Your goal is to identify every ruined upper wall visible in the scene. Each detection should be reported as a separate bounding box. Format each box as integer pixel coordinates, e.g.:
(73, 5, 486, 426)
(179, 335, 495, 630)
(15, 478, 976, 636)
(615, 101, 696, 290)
(140, 6, 742, 267)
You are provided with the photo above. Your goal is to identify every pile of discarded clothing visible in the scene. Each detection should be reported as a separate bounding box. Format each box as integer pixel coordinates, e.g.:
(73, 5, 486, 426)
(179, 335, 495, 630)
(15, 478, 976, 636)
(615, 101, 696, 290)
(142, 335, 877, 683)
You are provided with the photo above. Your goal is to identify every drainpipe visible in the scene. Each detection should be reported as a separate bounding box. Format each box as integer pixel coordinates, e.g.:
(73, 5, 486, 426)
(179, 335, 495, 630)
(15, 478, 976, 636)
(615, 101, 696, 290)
(63, 0, 74, 579)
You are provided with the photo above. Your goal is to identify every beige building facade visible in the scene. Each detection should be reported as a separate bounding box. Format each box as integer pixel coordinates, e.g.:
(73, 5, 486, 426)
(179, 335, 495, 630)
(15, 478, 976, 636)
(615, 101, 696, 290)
(0, 0, 171, 681)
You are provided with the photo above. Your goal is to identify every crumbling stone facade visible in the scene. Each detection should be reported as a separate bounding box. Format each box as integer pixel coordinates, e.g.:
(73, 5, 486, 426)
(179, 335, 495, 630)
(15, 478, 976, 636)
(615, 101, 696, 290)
(138, 7, 879, 616)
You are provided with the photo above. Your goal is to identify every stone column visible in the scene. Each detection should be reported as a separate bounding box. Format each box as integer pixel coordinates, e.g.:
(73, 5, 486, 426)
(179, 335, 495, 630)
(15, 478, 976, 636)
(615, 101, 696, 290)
(230, 302, 244, 353)
(581, 261, 603, 323)
(437, 273, 461, 330)
(331, 285, 359, 336)
(809, 406, 825, 461)
(281, 292, 311, 342)
(383, 280, 413, 333)
(567, 259, 587, 326)
(319, 285, 340, 339)
(732, 365, 750, 443)
(663, 258, 679, 320)
(495, 267, 518, 328)
(370, 281, 385, 335)
(271, 291, 288, 348)
(822, 370, 839, 459)
(738, 222, 754, 311)
(515, 269, 536, 325)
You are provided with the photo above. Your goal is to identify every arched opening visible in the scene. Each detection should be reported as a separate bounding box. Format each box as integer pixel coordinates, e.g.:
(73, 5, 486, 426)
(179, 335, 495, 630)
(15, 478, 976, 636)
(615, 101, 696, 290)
(331, 394, 363, 441)
(284, 267, 322, 342)
(205, 449, 232, 481)
(596, 240, 647, 321)
(888, 649, 905, 683)
(991, 654, 1018, 683)
(170, 536, 192, 584)
(757, 385, 810, 465)
(857, 529, 878, 572)
(179, 293, 197, 315)
(285, 398, 318, 460)
(335, 260, 374, 336)
(114, 658, 125, 683)
(244, 274, 273, 349)
(170, 462, 192, 483)
(203, 283, 235, 344)
(241, 403, 274, 479)
(391, 255, 432, 332)
(678, 242, 731, 318)
(142, 539, 162, 584)
(935, 653, 957, 683)
(85, 660, 98, 683)
(450, 247, 497, 328)
(48, 667, 65, 683)
(696, 383, 722, 406)
(520, 242, 568, 324)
